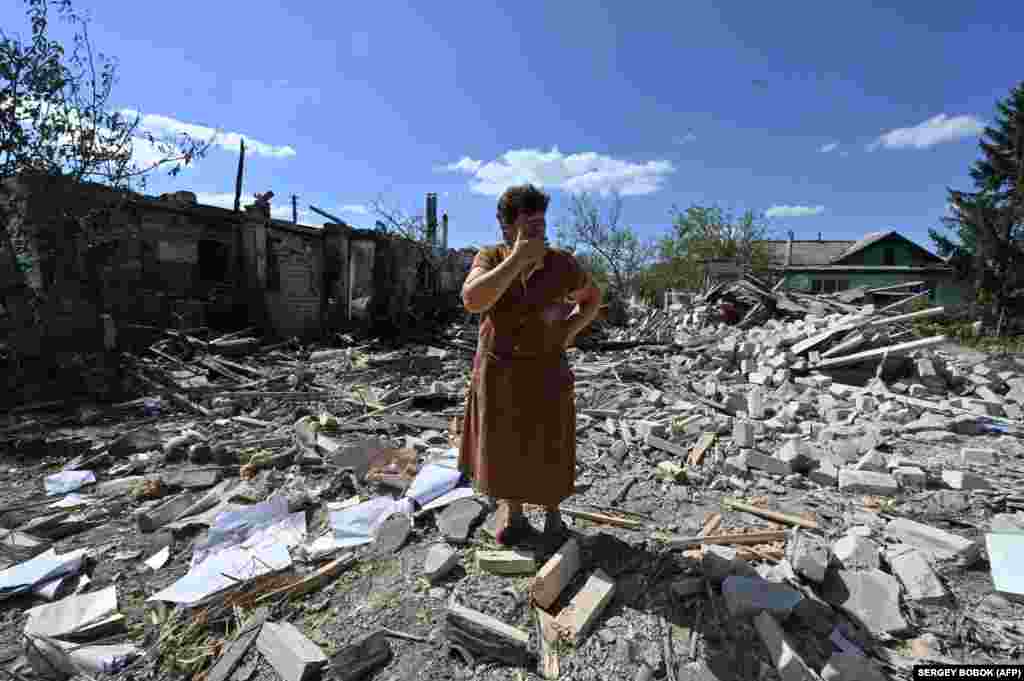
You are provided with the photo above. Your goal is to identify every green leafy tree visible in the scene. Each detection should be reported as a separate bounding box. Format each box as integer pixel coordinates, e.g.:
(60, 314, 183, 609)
(646, 203, 773, 294)
(1, 0, 213, 261)
(928, 81, 1024, 331)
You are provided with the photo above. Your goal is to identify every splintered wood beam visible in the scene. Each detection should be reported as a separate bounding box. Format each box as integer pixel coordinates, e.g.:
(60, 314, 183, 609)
(812, 336, 947, 370)
(535, 607, 561, 680)
(688, 432, 716, 466)
(723, 498, 818, 529)
(652, 530, 789, 550)
(530, 538, 581, 609)
(554, 569, 616, 646)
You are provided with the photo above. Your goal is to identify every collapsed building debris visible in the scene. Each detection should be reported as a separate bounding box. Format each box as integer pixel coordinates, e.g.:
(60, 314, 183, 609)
(0, 262, 1023, 681)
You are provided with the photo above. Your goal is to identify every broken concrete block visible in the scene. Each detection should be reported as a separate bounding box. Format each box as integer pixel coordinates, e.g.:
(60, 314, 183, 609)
(423, 543, 459, 584)
(786, 531, 830, 583)
(893, 466, 927, 490)
(743, 450, 793, 476)
(851, 450, 888, 473)
(941, 470, 991, 491)
(776, 440, 815, 473)
(821, 652, 888, 681)
(807, 460, 839, 487)
(886, 547, 948, 604)
(555, 569, 616, 645)
(832, 534, 880, 570)
(837, 469, 899, 496)
(885, 518, 979, 565)
(821, 568, 908, 636)
(671, 577, 706, 599)
(702, 545, 756, 583)
(854, 394, 877, 413)
(733, 420, 755, 447)
(724, 453, 749, 477)
(754, 612, 819, 681)
(722, 576, 803, 618)
(531, 538, 581, 609)
(476, 550, 536, 575)
(134, 492, 197, 534)
(747, 387, 765, 419)
(257, 621, 328, 681)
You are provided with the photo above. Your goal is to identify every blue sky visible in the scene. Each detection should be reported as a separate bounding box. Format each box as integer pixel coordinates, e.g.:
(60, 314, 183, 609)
(4, 0, 1022, 251)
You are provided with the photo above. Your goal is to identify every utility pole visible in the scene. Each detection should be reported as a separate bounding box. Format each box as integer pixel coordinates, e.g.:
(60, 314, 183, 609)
(233, 139, 246, 212)
(292, 194, 298, 224)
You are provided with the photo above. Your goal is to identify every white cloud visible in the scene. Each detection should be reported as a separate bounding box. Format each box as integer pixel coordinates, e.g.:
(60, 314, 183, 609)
(437, 146, 675, 197)
(764, 204, 825, 218)
(439, 157, 484, 173)
(818, 142, 839, 153)
(869, 113, 985, 151)
(121, 109, 297, 158)
(673, 132, 697, 145)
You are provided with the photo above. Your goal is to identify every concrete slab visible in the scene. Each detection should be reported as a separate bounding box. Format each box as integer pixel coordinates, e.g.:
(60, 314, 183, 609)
(821, 652, 888, 681)
(885, 518, 979, 565)
(821, 568, 908, 636)
(808, 460, 839, 487)
(838, 469, 899, 496)
(851, 450, 888, 473)
(886, 547, 947, 604)
(733, 420, 755, 447)
(786, 531, 830, 583)
(423, 543, 460, 584)
(722, 576, 803, 618)
(776, 440, 815, 473)
(831, 534, 880, 570)
(744, 450, 793, 476)
(753, 612, 819, 681)
(893, 466, 926, 490)
(941, 470, 991, 491)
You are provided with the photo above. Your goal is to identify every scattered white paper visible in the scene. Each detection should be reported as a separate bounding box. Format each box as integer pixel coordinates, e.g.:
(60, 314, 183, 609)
(48, 493, 96, 509)
(144, 546, 170, 571)
(418, 486, 476, 514)
(405, 463, 461, 507)
(190, 495, 290, 568)
(25, 585, 118, 638)
(0, 548, 88, 600)
(987, 532, 1024, 597)
(44, 470, 96, 496)
(27, 636, 140, 678)
(315, 496, 413, 555)
(148, 541, 291, 606)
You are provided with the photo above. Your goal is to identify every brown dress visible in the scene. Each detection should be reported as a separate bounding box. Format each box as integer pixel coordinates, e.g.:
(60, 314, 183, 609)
(459, 245, 593, 507)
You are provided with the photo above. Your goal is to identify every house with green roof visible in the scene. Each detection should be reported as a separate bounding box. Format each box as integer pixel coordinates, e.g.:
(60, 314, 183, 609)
(768, 230, 970, 306)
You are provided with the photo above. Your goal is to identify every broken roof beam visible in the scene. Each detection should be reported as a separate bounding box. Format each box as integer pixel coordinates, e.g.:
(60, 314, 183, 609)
(813, 336, 947, 370)
(865, 306, 944, 328)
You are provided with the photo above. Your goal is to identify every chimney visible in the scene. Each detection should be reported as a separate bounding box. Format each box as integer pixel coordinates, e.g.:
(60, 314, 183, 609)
(441, 212, 449, 251)
(818, 231, 822, 242)
(426, 193, 438, 245)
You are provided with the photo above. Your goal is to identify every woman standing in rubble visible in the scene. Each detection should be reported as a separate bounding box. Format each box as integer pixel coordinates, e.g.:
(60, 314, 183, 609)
(459, 184, 602, 545)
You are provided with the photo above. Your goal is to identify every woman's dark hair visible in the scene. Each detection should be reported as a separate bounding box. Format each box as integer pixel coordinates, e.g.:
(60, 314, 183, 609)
(497, 184, 550, 228)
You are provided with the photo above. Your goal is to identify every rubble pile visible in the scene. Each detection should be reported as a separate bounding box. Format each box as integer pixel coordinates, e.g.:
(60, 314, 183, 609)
(0, 307, 1022, 681)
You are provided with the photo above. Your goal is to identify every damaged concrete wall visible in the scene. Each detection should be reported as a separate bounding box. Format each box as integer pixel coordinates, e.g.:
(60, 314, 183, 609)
(262, 220, 326, 339)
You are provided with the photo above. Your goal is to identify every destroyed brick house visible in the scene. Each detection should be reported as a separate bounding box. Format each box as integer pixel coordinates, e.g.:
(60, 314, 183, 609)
(705, 230, 970, 306)
(0, 173, 474, 406)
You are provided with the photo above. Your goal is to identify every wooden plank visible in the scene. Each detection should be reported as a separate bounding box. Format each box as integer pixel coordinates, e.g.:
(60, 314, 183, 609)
(554, 569, 616, 645)
(688, 433, 716, 466)
(865, 306, 944, 328)
(205, 608, 268, 681)
(255, 553, 356, 604)
(256, 621, 328, 681)
(531, 538, 581, 609)
(476, 550, 536, 575)
(653, 530, 789, 550)
(813, 336, 947, 370)
(376, 413, 451, 430)
(535, 608, 561, 680)
(723, 498, 818, 529)
(558, 508, 644, 530)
